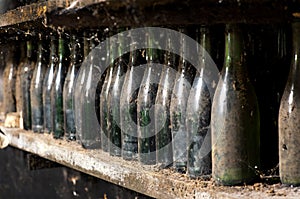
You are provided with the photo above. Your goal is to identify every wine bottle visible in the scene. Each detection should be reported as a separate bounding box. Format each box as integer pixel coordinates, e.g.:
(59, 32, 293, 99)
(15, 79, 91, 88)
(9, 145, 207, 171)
(155, 32, 178, 168)
(20, 36, 37, 130)
(63, 33, 83, 141)
(137, 31, 162, 165)
(3, 43, 18, 115)
(15, 41, 26, 115)
(211, 24, 260, 185)
(43, 33, 58, 133)
(30, 33, 49, 133)
(279, 21, 300, 186)
(100, 31, 115, 152)
(51, 33, 70, 139)
(170, 28, 195, 172)
(74, 31, 90, 143)
(120, 32, 147, 160)
(186, 26, 212, 178)
(107, 30, 129, 156)
(80, 32, 101, 149)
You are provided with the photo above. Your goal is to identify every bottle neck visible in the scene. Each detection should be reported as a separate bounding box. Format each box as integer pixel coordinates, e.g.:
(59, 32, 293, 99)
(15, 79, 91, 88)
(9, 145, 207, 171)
(26, 40, 35, 61)
(224, 24, 244, 68)
(49, 36, 58, 65)
(292, 22, 300, 59)
(58, 37, 65, 62)
(72, 37, 83, 66)
(197, 26, 211, 56)
(146, 32, 160, 63)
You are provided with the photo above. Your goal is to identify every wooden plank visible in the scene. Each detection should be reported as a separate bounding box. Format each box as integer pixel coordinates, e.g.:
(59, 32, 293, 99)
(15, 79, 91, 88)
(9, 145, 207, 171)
(1, 126, 300, 199)
(0, 0, 299, 31)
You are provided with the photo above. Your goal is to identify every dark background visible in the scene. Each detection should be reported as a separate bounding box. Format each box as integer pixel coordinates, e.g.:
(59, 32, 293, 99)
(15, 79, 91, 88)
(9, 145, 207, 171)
(0, 146, 153, 199)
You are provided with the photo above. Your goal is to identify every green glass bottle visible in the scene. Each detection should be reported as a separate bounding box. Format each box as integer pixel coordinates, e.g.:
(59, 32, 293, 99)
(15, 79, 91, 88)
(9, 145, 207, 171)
(3, 43, 18, 115)
(120, 33, 147, 160)
(137, 32, 162, 165)
(43, 33, 58, 134)
(186, 26, 212, 178)
(74, 31, 90, 143)
(20, 37, 37, 130)
(63, 34, 83, 141)
(107, 30, 128, 156)
(30, 33, 49, 133)
(80, 33, 101, 149)
(51, 33, 70, 139)
(100, 33, 114, 152)
(211, 24, 260, 185)
(170, 28, 195, 172)
(155, 33, 178, 168)
(279, 21, 300, 186)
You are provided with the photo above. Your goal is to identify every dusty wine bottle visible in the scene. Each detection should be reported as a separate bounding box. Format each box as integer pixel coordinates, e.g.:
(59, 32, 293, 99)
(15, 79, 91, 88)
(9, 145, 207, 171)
(20, 36, 37, 130)
(186, 26, 212, 178)
(170, 28, 195, 172)
(107, 29, 129, 156)
(100, 31, 115, 152)
(63, 33, 83, 141)
(155, 32, 178, 168)
(278, 21, 300, 186)
(80, 32, 101, 149)
(120, 32, 147, 160)
(74, 31, 91, 143)
(43, 33, 58, 133)
(211, 24, 260, 185)
(30, 33, 49, 133)
(51, 33, 70, 139)
(15, 41, 26, 115)
(137, 31, 162, 165)
(3, 43, 18, 115)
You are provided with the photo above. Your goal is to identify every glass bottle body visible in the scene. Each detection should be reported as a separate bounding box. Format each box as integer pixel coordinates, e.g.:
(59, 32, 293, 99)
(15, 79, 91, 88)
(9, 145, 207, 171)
(20, 40, 36, 130)
(43, 35, 58, 133)
(211, 24, 260, 185)
(80, 36, 101, 149)
(279, 22, 300, 186)
(30, 36, 49, 133)
(155, 35, 178, 168)
(186, 27, 212, 178)
(51, 35, 69, 139)
(3, 44, 18, 115)
(63, 35, 83, 141)
(107, 32, 129, 156)
(137, 45, 162, 165)
(120, 49, 147, 160)
(170, 31, 195, 172)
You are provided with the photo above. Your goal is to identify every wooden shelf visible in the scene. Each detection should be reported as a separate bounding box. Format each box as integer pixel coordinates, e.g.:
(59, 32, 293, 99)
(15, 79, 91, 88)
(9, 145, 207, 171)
(2, 126, 300, 199)
(0, 0, 300, 33)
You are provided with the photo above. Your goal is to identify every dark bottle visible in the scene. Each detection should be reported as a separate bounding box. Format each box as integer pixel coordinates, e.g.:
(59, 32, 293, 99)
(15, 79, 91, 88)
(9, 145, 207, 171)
(30, 34, 49, 133)
(120, 33, 147, 160)
(155, 34, 178, 168)
(186, 26, 212, 178)
(107, 31, 128, 156)
(100, 33, 114, 152)
(3, 43, 18, 115)
(16, 41, 26, 114)
(211, 24, 260, 185)
(51, 33, 70, 139)
(43, 33, 58, 133)
(80, 33, 101, 149)
(74, 32, 90, 143)
(20, 37, 37, 130)
(278, 22, 300, 186)
(170, 28, 195, 172)
(63, 34, 83, 141)
(137, 32, 162, 165)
